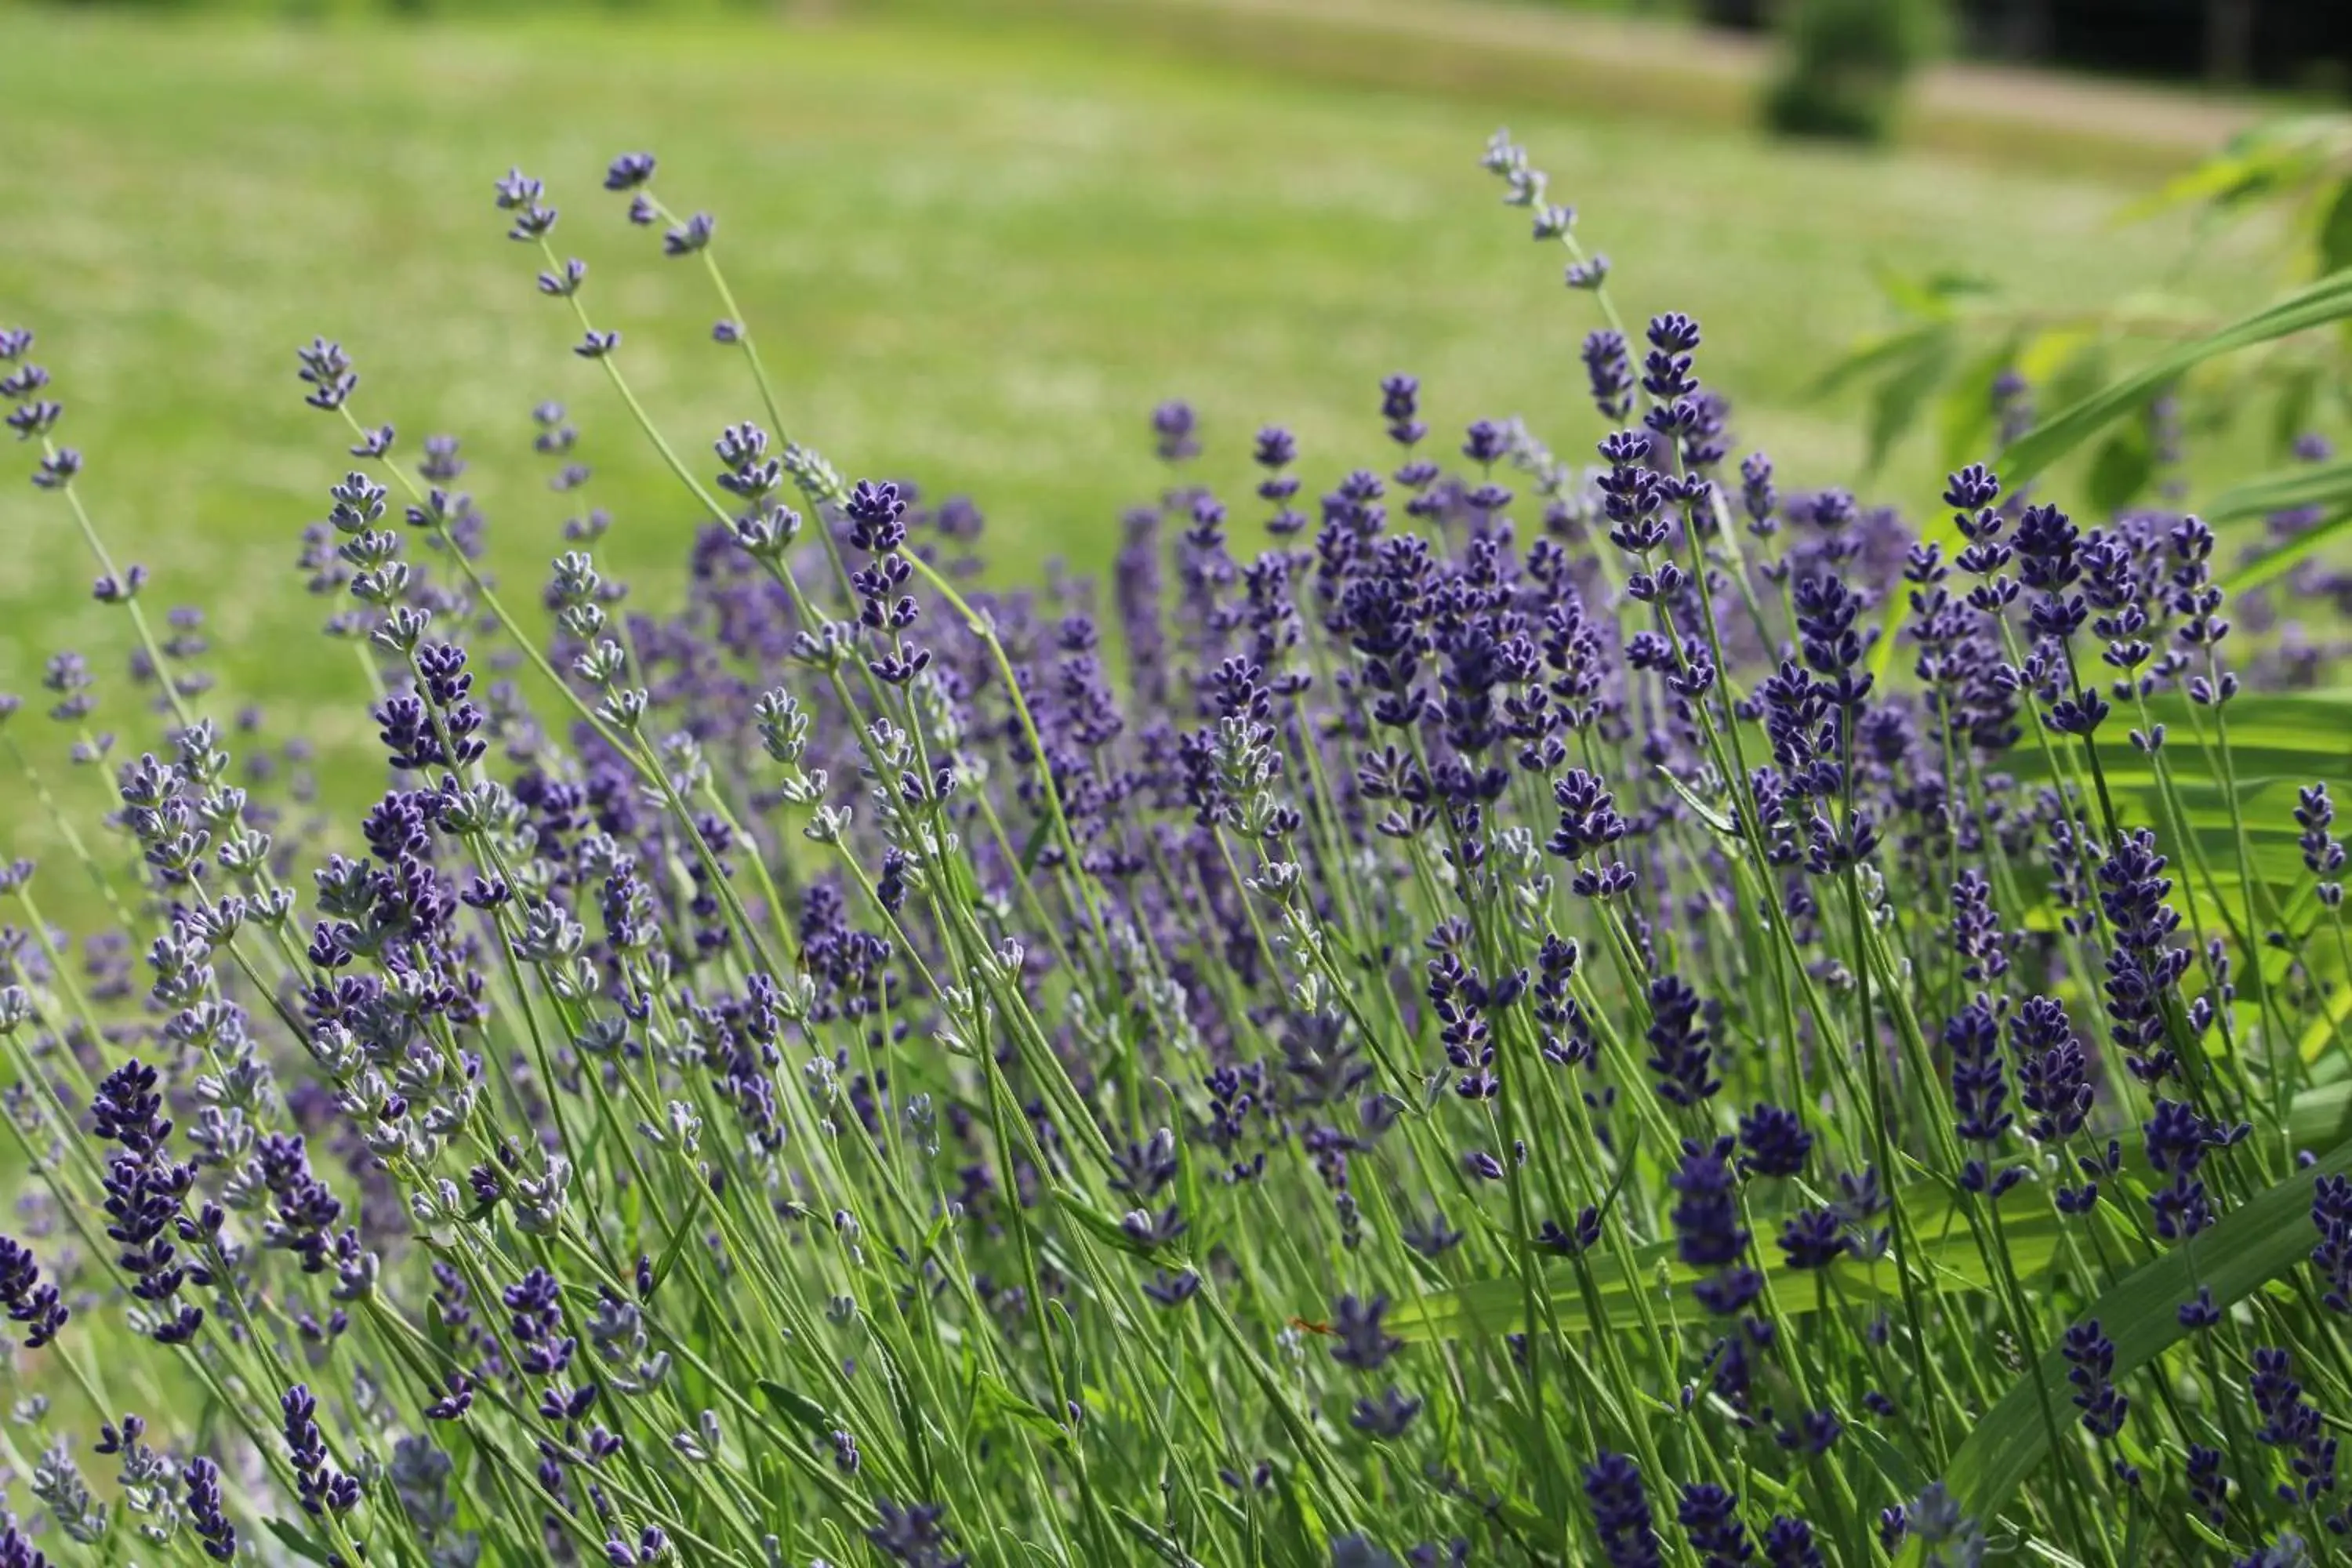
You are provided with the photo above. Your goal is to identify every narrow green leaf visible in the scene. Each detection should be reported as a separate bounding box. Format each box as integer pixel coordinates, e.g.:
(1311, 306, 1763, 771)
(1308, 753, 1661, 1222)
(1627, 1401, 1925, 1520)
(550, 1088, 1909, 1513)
(1112, 1507, 1204, 1567)
(878, 1343, 932, 1494)
(644, 1183, 709, 1299)
(915, 1209, 953, 1267)
(972, 1369, 1066, 1443)
(1653, 764, 1737, 837)
(1388, 1212, 2065, 1341)
(2299, 975, 2352, 1065)
(1050, 1185, 1157, 1259)
(2117, 1504, 2149, 1568)
(2002, 267, 2352, 484)
(2108, 120, 2332, 224)
(2186, 1514, 2236, 1555)
(2221, 509, 2352, 595)
(1843, 1421, 1933, 1504)
(1016, 813, 1055, 877)
(2201, 454, 2352, 524)
(264, 1519, 340, 1566)
(755, 1377, 834, 1436)
(1161, 1073, 1215, 1261)
(1868, 263, 1991, 318)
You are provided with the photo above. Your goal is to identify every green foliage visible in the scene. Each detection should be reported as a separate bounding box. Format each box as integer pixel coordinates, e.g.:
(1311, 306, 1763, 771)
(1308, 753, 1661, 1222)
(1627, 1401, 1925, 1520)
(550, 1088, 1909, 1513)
(1813, 145, 2352, 685)
(1826, 111, 2352, 644)
(1762, 0, 1944, 143)
(2000, 266, 2352, 483)
(1852, 260, 2352, 673)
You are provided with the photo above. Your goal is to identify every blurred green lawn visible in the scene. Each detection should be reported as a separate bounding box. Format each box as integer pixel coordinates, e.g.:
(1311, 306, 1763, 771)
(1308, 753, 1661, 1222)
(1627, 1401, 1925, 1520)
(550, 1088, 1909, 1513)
(0, 4, 2277, 775)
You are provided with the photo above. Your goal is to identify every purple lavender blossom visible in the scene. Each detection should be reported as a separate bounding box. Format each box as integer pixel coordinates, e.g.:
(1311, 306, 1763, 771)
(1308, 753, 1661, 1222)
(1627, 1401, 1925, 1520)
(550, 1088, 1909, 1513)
(0, 1236, 66, 1349)
(1585, 1451, 1664, 1568)
(867, 1498, 966, 1568)
(2060, 1319, 2127, 1438)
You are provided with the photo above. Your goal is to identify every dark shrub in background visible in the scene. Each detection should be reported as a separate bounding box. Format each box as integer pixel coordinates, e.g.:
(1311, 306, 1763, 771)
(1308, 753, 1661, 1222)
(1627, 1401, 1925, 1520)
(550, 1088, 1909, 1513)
(1763, 0, 1947, 142)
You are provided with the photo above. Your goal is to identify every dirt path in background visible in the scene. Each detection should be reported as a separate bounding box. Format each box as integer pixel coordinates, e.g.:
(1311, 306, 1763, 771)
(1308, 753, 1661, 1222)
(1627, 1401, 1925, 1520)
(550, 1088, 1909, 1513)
(916, 0, 2272, 168)
(1923, 55, 2263, 151)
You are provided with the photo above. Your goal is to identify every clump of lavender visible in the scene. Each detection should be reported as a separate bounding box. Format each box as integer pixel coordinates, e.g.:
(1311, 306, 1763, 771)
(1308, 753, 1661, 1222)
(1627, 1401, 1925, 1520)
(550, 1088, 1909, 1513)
(0, 129, 2344, 1568)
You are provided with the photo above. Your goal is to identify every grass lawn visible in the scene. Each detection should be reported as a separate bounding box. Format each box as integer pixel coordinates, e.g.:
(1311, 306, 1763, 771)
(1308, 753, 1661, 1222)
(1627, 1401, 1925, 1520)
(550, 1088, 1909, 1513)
(0, 4, 2284, 775)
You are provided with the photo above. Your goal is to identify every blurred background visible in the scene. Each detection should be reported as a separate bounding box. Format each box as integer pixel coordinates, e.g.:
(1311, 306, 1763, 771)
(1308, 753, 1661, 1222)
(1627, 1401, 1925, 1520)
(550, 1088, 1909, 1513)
(2, 0, 2348, 811)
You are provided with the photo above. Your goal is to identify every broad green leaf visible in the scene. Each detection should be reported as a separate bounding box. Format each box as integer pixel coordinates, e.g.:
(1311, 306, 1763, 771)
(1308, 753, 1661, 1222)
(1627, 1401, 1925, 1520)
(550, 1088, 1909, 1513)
(1807, 322, 1951, 401)
(1864, 327, 1957, 477)
(1387, 1084, 2352, 1344)
(1991, 753, 2321, 918)
(2002, 267, 2352, 485)
(2271, 363, 2322, 456)
(2318, 173, 2352, 281)
(2109, 116, 2349, 224)
(1868, 263, 1994, 319)
(1940, 335, 2023, 472)
(1915, 1133, 2352, 1559)
(2038, 338, 2114, 420)
(1951, 691, 2342, 914)
(2015, 326, 2098, 388)
(2084, 426, 2154, 515)
(2169, 691, 2352, 766)
(1996, 691, 2352, 789)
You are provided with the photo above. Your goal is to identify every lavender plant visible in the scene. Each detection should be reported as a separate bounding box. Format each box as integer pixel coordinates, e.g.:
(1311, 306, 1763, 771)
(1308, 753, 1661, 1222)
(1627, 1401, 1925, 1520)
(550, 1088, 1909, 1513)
(0, 129, 2348, 1568)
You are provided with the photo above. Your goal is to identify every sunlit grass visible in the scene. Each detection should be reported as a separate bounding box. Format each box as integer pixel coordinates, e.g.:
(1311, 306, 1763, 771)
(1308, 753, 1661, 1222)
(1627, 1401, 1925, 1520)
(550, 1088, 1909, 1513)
(0, 6, 2273, 739)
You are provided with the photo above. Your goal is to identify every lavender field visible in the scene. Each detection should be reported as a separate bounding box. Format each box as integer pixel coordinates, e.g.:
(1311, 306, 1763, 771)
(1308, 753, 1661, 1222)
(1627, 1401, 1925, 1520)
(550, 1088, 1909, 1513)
(1, 4, 2350, 1566)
